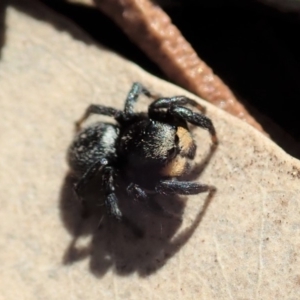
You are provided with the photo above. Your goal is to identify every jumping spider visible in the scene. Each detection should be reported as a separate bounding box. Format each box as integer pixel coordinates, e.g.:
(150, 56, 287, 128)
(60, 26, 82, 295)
(68, 83, 218, 224)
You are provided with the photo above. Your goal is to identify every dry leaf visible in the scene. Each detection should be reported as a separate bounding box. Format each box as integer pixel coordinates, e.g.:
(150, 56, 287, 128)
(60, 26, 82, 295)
(1, 1, 300, 299)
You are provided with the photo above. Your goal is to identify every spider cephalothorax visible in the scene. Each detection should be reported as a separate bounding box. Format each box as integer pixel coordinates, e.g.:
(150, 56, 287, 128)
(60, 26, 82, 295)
(68, 83, 218, 222)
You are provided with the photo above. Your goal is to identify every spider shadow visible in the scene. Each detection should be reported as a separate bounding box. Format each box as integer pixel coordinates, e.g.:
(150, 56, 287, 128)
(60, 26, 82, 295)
(59, 144, 217, 277)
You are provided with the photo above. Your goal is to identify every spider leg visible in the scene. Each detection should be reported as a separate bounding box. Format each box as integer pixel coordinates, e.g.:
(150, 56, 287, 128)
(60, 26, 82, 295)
(155, 179, 216, 195)
(76, 83, 158, 130)
(75, 105, 122, 132)
(126, 183, 174, 216)
(170, 106, 218, 146)
(148, 97, 216, 145)
(123, 82, 159, 117)
(149, 95, 206, 114)
(103, 173, 144, 237)
(127, 183, 148, 201)
(102, 166, 122, 221)
(74, 158, 108, 217)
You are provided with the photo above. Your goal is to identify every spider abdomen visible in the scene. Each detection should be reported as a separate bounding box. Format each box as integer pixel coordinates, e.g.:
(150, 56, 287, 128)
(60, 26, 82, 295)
(68, 122, 119, 175)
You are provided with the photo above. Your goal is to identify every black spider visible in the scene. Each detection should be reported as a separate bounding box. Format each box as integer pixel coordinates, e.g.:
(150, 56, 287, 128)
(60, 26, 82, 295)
(68, 82, 218, 224)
